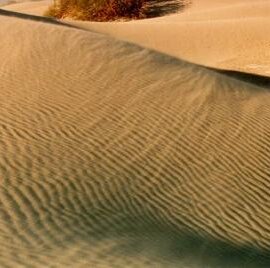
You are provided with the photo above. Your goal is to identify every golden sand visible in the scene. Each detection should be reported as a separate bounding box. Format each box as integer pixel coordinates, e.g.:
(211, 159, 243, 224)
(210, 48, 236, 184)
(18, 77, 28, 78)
(0, 1, 270, 267)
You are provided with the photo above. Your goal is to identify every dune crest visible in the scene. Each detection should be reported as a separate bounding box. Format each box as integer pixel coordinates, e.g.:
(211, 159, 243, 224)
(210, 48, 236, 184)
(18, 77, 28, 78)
(2, 0, 270, 75)
(67, 0, 270, 76)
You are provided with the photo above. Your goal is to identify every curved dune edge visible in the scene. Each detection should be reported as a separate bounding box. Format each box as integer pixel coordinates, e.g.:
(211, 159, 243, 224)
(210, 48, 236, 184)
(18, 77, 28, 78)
(2, 0, 270, 77)
(1, 10, 270, 268)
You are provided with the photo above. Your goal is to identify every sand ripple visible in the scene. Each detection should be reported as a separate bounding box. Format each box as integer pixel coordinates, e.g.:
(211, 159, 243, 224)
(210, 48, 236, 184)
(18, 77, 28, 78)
(1, 12, 270, 267)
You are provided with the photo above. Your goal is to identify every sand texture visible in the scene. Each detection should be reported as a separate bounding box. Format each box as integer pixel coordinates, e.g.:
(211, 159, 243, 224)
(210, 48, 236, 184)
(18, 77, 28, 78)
(5, 0, 269, 75)
(1, 1, 270, 267)
(71, 0, 270, 76)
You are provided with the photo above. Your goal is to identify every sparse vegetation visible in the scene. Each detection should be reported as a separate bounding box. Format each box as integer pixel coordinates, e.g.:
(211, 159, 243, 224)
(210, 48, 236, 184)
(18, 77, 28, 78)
(45, 0, 147, 21)
(45, 0, 189, 21)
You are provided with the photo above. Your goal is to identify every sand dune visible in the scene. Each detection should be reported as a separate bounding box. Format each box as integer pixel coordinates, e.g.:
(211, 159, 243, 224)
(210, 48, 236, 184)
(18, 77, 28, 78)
(1, 1, 270, 267)
(0, 0, 35, 7)
(70, 0, 270, 76)
(3, 0, 270, 76)
(0, 0, 270, 268)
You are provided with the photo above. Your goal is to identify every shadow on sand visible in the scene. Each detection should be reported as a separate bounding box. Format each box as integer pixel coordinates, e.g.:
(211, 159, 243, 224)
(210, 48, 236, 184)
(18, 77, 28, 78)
(214, 68, 270, 88)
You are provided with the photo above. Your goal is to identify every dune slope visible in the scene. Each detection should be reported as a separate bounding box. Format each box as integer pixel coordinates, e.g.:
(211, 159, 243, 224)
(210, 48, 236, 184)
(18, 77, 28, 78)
(3, 0, 270, 76)
(1, 10, 270, 267)
(72, 0, 270, 76)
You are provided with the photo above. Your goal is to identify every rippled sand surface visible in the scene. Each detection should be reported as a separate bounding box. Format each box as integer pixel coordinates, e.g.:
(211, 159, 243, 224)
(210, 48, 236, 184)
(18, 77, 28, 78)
(1, 1, 270, 267)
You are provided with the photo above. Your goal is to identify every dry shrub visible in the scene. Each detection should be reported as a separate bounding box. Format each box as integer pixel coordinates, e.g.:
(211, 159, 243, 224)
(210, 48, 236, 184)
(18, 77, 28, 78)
(45, 0, 146, 21)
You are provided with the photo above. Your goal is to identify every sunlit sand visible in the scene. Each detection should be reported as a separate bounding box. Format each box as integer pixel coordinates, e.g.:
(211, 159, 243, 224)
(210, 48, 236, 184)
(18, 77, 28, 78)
(1, 0, 270, 267)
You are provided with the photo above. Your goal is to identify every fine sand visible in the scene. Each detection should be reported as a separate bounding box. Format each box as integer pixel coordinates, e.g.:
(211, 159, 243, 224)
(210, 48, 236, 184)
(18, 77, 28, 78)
(1, 1, 270, 267)
(3, 0, 270, 75)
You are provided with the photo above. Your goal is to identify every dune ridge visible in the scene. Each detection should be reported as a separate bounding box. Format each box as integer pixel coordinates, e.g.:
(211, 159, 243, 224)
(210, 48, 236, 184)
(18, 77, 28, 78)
(65, 0, 270, 76)
(2, 1, 270, 75)
(0, 8, 79, 26)
(1, 8, 270, 267)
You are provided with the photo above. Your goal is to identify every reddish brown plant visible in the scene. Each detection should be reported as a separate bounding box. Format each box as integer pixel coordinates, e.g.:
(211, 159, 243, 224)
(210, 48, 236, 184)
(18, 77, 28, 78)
(46, 0, 146, 21)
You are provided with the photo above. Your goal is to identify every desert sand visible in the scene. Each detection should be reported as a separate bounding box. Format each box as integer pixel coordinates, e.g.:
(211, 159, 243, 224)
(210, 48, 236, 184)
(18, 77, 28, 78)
(3, 0, 270, 75)
(1, 0, 270, 267)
